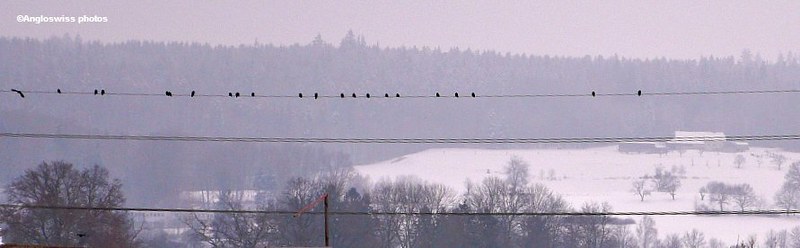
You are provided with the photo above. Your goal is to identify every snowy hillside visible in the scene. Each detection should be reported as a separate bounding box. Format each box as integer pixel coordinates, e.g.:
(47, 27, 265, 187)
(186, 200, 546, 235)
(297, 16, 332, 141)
(355, 146, 800, 243)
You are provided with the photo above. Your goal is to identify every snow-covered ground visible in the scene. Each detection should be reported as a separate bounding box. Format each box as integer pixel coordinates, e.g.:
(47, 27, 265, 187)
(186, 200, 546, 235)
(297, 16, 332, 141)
(354, 146, 800, 243)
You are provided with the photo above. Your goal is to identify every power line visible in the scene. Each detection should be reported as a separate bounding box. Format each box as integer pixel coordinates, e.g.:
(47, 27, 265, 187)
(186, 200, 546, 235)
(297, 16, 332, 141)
(4, 88, 800, 99)
(0, 204, 798, 216)
(1, 132, 799, 144)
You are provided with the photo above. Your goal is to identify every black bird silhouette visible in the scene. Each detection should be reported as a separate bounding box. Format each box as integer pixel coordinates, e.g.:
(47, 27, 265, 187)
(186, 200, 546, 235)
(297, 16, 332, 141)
(11, 89, 24, 98)
(366, 93, 370, 98)
(436, 92, 441, 97)
(166, 91, 172, 97)
(191, 91, 195, 97)
(591, 91, 596, 97)
(637, 90, 642, 96)
(314, 93, 318, 99)
(251, 92, 255, 97)
(385, 93, 389, 97)
(299, 93, 303, 98)
(229, 92, 233, 97)
(471, 92, 476, 97)
(94, 89, 98, 95)
(455, 92, 459, 97)
(396, 93, 400, 97)
(101, 90, 105, 95)
(352, 93, 356, 98)
(57, 89, 61, 94)
(235, 92, 240, 97)
(340, 93, 345, 98)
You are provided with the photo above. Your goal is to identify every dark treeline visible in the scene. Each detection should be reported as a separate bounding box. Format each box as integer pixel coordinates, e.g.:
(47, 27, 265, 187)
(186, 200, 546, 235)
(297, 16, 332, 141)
(2, 33, 800, 156)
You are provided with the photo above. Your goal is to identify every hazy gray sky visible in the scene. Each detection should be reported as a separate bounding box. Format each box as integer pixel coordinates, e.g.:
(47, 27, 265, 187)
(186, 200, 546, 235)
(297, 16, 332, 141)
(2, 0, 799, 60)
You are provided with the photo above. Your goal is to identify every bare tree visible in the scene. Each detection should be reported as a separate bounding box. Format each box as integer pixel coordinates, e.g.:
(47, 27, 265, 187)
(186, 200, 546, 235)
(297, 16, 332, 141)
(661, 233, 683, 248)
(464, 157, 534, 247)
(183, 191, 275, 248)
(279, 177, 325, 247)
(652, 168, 682, 200)
(699, 186, 707, 201)
(775, 163, 800, 211)
(775, 186, 800, 211)
(783, 162, 800, 190)
(608, 225, 637, 248)
(631, 180, 651, 202)
(706, 181, 732, 211)
(772, 154, 788, 170)
(373, 176, 454, 248)
(731, 183, 757, 211)
(789, 226, 800, 248)
(504, 156, 530, 191)
(734, 155, 747, 169)
(0, 161, 138, 247)
(502, 157, 531, 246)
(682, 229, 706, 248)
(764, 229, 788, 248)
(636, 216, 658, 248)
(731, 235, 757, 248)
(518, 184, 571, 248)
(576, 202, 613, 248)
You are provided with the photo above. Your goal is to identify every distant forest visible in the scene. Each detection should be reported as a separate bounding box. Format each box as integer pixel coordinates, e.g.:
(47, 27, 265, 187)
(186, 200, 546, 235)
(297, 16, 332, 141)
(2, 32, 800, 205)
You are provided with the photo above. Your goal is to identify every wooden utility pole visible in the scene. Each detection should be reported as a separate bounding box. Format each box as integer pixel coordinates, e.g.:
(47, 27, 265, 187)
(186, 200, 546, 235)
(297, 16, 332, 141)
(323, 195, 329, 246)
(294, 193, 330, 247)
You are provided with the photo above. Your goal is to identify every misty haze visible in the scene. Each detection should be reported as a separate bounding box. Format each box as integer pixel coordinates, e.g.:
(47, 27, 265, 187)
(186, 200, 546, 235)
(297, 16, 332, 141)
(2, 1, 800, 248)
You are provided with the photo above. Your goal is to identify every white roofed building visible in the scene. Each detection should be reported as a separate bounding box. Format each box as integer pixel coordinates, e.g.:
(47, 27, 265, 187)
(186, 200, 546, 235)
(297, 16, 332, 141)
(665, 131, 748, 152)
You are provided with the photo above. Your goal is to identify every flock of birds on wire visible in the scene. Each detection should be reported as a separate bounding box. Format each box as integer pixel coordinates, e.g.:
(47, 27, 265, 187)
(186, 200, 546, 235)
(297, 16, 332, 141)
(6, 88, 640, 99)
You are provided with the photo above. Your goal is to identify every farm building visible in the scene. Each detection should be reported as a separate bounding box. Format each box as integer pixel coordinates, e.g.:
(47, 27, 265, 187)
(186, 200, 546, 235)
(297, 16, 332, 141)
(618, 131, 749, 153)
(665, 131, 748, 153)
(618, 142, 667, 154)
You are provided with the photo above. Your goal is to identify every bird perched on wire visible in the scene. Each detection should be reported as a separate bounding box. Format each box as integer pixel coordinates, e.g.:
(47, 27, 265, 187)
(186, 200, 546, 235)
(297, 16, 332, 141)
(94, 89, 99, 95)
(191, 91, 196, 97)
(435, 92, 441, 97)
(11, 89, 24, 98)
(165, 91, 173, 97)
(57, 89, 62, 94)
(101, 90, 105, 95)
(235, 92, 240, 97)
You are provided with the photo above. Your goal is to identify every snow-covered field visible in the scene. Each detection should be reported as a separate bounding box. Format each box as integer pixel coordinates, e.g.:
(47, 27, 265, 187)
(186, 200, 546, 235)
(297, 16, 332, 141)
(355, 146, 800, 243)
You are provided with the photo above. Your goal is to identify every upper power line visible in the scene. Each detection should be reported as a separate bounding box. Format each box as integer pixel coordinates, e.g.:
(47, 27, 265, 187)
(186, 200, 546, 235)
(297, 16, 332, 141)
(3, 88, 800, 99)
(1, 132, 799, 144)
